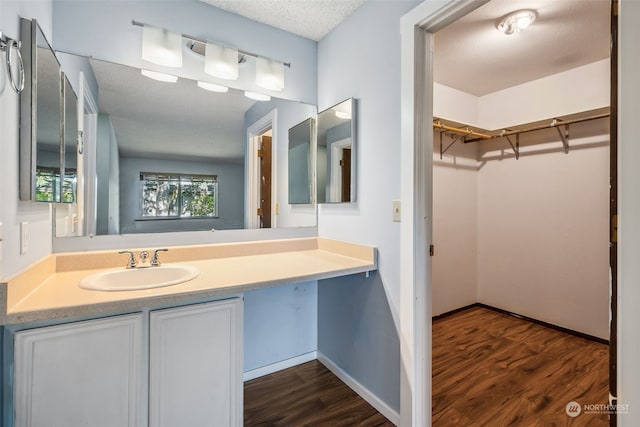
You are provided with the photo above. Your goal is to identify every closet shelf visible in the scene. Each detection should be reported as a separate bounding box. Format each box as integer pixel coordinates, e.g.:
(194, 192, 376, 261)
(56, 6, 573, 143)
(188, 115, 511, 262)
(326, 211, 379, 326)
(434, 111, 610, 160)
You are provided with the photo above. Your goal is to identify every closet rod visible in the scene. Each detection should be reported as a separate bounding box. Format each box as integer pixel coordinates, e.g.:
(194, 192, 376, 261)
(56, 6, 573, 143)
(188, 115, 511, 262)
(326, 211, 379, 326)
(463, 112, 610, 144)
(433, 121, 492, 139)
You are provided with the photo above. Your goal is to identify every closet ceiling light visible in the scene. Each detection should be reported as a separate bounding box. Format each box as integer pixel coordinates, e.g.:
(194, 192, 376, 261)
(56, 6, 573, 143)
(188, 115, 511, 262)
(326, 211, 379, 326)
(140, 69, 178, 83)
(142, 25, 183, 67)
(197, 81, 229, 93)
(497, 10, 537, 35)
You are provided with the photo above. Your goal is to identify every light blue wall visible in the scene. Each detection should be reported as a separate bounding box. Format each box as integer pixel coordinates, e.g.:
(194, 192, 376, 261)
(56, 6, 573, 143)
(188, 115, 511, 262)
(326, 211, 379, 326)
(317, 0, 421, 413)
(244, 281, 317, 371)
(119, 157, 244, 233)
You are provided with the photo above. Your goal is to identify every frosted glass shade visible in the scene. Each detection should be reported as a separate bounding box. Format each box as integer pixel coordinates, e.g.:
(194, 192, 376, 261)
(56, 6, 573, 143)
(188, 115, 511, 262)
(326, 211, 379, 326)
(142, 26, 182, 68)
(255, 56, 284, 91)
(205, 42, 239, 80)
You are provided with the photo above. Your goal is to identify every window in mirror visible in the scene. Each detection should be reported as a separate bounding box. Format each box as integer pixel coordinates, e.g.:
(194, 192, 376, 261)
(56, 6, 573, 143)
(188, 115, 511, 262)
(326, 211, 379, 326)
(140, 173, 218, 219)
(288, 118, 315, 204)
(316, 98, 356, 204)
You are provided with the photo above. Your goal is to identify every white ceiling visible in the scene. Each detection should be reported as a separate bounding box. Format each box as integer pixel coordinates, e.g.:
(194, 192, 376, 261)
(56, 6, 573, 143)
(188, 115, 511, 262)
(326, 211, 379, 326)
(200, 0, 367, 41)
(433, 0, 611, 96)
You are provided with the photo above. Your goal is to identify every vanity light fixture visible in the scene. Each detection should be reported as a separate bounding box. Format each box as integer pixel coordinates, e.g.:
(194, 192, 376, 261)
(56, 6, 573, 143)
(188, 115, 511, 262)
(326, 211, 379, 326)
(205, 42, 239, 80)
(497, 10, 537, 35)
(255, 56, 285, 91)
(141, 25, 182, 67)
(132, 20, 290, 91)
(141, 69, 178, 83)
(244, 91, 271, 101)
(197, 81, 229, 93)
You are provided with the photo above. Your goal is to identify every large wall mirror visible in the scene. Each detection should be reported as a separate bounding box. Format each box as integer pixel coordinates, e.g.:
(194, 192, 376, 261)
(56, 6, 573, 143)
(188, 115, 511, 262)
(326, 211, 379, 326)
(19, 18, 63, 203)
(316, 98, 356, 203)
(54, 53, 317, 237)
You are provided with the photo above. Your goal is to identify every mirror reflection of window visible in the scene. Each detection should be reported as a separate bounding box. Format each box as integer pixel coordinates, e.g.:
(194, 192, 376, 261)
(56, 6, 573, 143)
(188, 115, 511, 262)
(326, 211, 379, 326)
(139, 173, 219, 219)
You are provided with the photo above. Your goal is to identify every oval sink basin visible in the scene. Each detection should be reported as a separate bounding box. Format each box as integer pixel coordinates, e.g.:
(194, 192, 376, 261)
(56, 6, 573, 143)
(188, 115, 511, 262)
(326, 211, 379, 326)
(79, 264, 200, 291)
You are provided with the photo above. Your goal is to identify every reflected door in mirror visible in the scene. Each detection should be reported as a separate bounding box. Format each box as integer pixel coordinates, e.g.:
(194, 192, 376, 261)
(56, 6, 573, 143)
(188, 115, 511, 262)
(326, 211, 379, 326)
(259, 135, 272, 228)
(316, 98, 356, 204)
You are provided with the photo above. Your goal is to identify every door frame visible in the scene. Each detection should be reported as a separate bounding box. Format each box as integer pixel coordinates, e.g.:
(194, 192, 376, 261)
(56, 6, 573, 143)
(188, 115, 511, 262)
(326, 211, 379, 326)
(246, 109, 278, 229)
(329, 137, 351, 202)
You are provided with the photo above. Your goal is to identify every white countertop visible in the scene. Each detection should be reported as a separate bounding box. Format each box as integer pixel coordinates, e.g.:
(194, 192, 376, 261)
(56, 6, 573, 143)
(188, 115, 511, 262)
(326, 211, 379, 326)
(1, 238, 376, 325)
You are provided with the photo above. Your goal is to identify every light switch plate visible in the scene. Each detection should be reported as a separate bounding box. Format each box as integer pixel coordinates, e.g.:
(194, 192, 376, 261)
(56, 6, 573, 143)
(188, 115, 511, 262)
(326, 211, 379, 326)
(392, 200, 401, 222)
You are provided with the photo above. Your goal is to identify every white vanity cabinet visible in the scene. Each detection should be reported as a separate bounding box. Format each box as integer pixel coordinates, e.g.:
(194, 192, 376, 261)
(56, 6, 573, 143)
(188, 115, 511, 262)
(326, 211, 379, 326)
(11, 298, 243, 427)
(149, 298, 243, 427)
(13, 313, 145, 427)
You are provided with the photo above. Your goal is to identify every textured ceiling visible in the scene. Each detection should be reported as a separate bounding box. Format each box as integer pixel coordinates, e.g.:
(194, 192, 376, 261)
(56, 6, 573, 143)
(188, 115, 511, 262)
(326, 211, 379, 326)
(200, 0, 367, 41)
(434, 0, 610, 96)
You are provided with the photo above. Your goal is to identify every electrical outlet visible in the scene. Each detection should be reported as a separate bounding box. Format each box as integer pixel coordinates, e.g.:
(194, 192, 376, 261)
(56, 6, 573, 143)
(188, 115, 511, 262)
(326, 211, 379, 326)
(20, 222, 28, 254)
(392, 200, 401, 222)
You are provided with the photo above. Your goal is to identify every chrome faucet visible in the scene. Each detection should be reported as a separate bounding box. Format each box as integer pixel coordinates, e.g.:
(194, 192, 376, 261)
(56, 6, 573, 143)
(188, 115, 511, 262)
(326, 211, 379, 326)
(118, 248, 169, 269)
(118, 250, 137, 269)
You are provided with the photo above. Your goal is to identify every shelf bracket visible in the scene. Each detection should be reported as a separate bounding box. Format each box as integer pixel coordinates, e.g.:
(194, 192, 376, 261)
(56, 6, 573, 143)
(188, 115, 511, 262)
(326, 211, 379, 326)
(440, 132, 464, 160)
(504, 133, 520, 160)
(553, 120, 570, 154)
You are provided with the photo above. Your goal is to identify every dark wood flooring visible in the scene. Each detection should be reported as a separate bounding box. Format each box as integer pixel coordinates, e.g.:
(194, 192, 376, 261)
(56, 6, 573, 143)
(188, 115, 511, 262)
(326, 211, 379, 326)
(432, 306, 609, 426)
(244, 360, 394, 426)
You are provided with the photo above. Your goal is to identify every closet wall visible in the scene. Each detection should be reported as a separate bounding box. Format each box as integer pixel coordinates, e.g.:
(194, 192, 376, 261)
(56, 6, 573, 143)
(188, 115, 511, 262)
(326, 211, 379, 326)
(433, 60, 610, 339)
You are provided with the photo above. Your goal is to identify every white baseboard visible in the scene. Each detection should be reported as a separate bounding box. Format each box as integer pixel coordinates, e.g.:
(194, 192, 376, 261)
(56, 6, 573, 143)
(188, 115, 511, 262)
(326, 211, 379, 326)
(243, 351, 317, 382)
(317, 352, 400, 426)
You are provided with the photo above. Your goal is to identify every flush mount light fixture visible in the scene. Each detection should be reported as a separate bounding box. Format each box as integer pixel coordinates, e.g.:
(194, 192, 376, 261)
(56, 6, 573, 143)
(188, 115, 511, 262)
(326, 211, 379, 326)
(255, 57, 285, 91)
(141, 69, 178, 83)
(205, 42, 239, 80)
(497, 10, 537, 35)
(142, 25, 183, 67)
(197, 81, 229, 93)
(244, 91, 271, 101)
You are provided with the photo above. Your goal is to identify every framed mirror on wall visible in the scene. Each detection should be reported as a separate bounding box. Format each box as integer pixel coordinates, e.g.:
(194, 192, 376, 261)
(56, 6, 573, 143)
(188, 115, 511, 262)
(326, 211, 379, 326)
(288, 118, 315, 205)
(316, 98, 356, 204)
(19, 18, 63, 203)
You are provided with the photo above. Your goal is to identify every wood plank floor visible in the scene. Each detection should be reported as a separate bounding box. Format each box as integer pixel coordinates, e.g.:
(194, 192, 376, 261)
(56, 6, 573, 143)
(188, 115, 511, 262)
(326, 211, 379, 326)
(432, 306, 609, 426)
(244, 360, 394, 426)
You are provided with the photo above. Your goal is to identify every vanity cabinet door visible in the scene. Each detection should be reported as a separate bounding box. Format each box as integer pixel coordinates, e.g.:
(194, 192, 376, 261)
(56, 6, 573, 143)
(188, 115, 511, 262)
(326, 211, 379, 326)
(14, 314, 144, 427)
(149, 298, 243, 427)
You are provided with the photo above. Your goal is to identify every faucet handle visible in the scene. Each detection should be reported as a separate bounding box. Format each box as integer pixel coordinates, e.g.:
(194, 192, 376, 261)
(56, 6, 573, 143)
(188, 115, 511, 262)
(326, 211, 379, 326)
(152, 248, 169, 266)
(118, 250, 137, 269)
